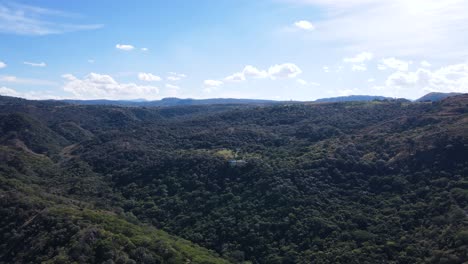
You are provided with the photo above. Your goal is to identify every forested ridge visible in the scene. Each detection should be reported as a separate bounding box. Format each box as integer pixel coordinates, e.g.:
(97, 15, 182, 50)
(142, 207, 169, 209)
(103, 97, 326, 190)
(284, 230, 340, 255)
(0, 94, 467, 263)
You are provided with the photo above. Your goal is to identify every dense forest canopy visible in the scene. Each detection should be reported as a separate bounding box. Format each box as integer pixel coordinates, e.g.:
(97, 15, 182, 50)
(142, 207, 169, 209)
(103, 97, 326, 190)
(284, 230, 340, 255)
(0, 94, 467, 263)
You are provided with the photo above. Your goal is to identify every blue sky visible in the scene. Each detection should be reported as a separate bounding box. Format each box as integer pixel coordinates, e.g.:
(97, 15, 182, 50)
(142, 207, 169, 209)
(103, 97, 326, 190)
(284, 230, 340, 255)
(1, 0, 468, 100)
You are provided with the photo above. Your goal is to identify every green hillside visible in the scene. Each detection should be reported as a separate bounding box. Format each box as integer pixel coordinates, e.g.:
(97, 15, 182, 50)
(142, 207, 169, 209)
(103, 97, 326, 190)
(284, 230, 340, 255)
(0, 95, 467, 263)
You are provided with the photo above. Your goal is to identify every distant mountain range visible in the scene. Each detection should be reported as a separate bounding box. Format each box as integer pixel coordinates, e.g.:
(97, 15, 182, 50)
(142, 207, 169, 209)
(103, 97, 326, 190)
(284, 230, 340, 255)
(314, 95, 397, 103)
(415, 92, 464, 102)
(57, 92, 464, 107)
(61, 97, 279, 107)
(0, 92, 463, 108)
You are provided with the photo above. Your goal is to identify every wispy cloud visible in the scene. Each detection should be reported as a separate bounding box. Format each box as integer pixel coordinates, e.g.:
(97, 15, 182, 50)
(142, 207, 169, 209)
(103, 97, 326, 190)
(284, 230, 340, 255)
(0, 2, 103, 35)
(167, 72, 187, 81)
(204, 79, 223, 88)
(0, 75, 57, 86)
(0, 61, 6, 68)
(287, 0, 468, 57)
(24, 61, 47, 67)
(116, 44, 134, 51)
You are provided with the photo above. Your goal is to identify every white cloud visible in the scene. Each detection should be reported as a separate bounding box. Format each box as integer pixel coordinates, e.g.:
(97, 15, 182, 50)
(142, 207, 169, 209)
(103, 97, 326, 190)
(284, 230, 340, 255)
(421, 60, 431, 67)
(141, 48, 148, 51)
(0, 87, 20, 97)
(24, 61, 46, 67)
(377, 63, 468, 98)
(351, 64, 367, 71)
(323, 66, 330, 72)
(294, 20, 315, 30)
(167, 72, 187, 81)
(0, 2, 103, 35)
(224, 65, 268, 82)
(288, 0, 468, 57)
(225, 72, 245, 82)
(368, 78, 375, 82)
(0, 86, 61, 99)
(0, 61, 6, 68)
(268, 63, 302, 79)
(243, 65, 269, 79)
(204, 79, 223, 87)
(88, 59, 95, 64)
(62, 73, 160, 100)
(224, 64, 299, 82)
(379, 57, 409, 71)
(343, 52, 373, 63)
(138, 72, 161, 82)
(343, 52, 372, 72)
(116, 44, 134, 51)
(0, 75, 57, 86)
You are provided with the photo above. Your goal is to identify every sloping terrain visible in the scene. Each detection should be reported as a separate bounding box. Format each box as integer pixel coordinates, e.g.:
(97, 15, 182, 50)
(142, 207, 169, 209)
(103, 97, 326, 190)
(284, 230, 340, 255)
(0, 95, 467, 263)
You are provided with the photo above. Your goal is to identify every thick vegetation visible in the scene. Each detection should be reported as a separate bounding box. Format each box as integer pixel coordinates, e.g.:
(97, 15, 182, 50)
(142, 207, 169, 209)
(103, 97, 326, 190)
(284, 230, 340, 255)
(0, 95, 467, 263)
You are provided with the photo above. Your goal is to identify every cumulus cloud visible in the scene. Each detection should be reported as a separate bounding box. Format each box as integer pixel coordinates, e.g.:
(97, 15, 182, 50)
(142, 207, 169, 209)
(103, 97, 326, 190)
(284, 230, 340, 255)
(225, 72, 245, 82)
(116, 44, 134, 51)
(243, 65, 269, 79)
(24, 61, 47, 67)
(138, 72, 161, 82)
(224, 65, 268, 82)
(378, 57, 409, 71)
(0, 61, 6, 68)
(167, 72, 187, 81)
(224, 64, 300, 82)
(377, 63, 468, 98)
(208, 63, 302, 90)
(62, 73, 160, 100)
(294, 20, 315, 30)
(268, 63, 302, 79)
